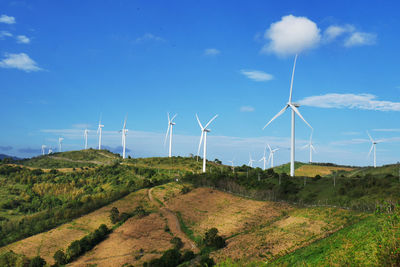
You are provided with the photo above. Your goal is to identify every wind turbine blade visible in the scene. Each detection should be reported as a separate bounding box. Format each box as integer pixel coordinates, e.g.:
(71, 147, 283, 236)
(196, 114, 203, 129)
(167, 112, 170, 123)
(171, 114, 177, 121)
(368, 144, 374, 157)
(197, 132, 204, 157)
(310, 129, 313, 143)
(274, 148, 280, 152)
(290, 104, 312, 129)
(123, 115, 127, 129)
(267, 153, 272, 164)
(204, 114, 218, 129)
(164, 124, 170, 146)
(262, 105, 288, 129)
(311, 145, 317, 153)
(301, 144, 309, 150)
(367, 131, 374, 142)
(288, 54, 298, 103)
(268, 144, 272, 152)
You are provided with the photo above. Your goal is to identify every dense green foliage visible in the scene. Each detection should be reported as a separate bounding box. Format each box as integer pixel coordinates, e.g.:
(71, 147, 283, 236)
(0, 251, 46, 267)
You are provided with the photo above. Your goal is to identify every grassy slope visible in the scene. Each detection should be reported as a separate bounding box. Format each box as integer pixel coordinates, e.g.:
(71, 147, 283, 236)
(342, 163, 400, 178)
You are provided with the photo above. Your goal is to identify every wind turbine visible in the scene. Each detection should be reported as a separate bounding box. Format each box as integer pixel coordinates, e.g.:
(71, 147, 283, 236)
(58, 137, 64, 152)
(267, 144, 280, 168)
(196, 114, 218, 173)
(120, 116, 128, 159)
(97, 116, 104, 150)
(262, 54, 312, 177)
(164, 113, 177, 158)
(248, 153, 256, 168)
(367, 131, 381, 168)
(41, 145, 47, 155)
(259, 145, 268, 170)
(228, 159, 235, 173)
(302, 130, 316, 163)
(48, 148, 53, 154)
(84, 129, 89, 149)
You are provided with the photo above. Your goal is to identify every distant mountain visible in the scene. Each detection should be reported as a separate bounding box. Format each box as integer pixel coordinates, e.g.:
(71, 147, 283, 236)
(0, 154, 21, 160)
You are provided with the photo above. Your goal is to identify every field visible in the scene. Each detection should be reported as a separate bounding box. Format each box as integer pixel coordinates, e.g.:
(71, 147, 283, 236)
(0, 189, 153, 265)
(294, 164, 355, 177)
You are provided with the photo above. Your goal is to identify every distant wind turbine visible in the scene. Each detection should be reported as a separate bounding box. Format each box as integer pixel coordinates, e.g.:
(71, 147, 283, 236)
(196, 114, 218, 173)
(267, 144, 280, 168)
(302, 130, 316, 163)
(48, 148, 53, 154)
(120, 116, 128, 159)
(228, 159, 235, 172)
(164, 113, 177, 158)
(84, 129, 89, 149)
(58, 137, 64, 152)
(262, 54, 312, 177)
(367, 131, 382, 168)
(41, 145, 47, 155)
(259, 146, 268, 170)
(248, 153, 256, 168)
(97, 115, 104, 150)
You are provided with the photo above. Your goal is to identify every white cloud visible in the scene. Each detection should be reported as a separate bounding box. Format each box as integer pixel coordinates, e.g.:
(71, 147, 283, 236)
(0, 31, 13, 38)
(262, 15, 321, 56)
(240, 69, 273, 82)
(135, 33, 165, 43)
(344, 32, 376, 47)
(240, 106, 255, 112)
(0, 14, 16, 24)
(16, 35, 30, 44)
(299, 93, 400, 111)
(323, 25, 354, 42)
(341, 131, 360, 136)
(0, 53, 42, 72)
(373, 129, 400, 132)
(204, 48, 220, 56)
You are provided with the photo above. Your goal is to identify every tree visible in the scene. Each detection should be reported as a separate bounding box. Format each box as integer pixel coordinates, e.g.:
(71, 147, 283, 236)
(170, 237, 183, 250)
(110, 207, 120, 224)
(29, 256, 46, 267)
(203, 228, 226, 249)
(53, 250, 66, 265)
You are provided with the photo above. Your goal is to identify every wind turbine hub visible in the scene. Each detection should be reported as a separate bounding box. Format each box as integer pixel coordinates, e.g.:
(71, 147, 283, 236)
(291, 102, 300, 107)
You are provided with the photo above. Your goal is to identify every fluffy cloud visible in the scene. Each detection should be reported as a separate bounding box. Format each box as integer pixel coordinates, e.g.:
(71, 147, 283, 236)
(323, 25, 354, 42)
(204, 48, 220, 56)
(16, 35, 30, 44)
(299, 93, 400, 111)
(344, 32, 376, 47)
(0, 53, 42, 72)
(0, 14, 15, 24)
(262, 15, 321, 56)
(240, 106, 255, 112)
(0, 31, 12, 38)
(240, 69, 273, 81)
(135, 33, 165, 43)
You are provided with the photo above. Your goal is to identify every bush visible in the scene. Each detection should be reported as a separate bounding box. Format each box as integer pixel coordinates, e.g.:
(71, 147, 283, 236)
(53, 250, 66, 265)
(29, 256, 46, 267)
(203, 228, 226, 249)
(170, 237, 183, 250)
(110, 207, 120, 224)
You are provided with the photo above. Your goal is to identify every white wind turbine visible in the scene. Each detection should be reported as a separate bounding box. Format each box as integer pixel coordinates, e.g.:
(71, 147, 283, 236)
(41, 145, 47, 155)
(367, 131, 382, 168)
(120, 116, 128, 159)
(228, 159, 235, 172)
(248, 153, 256, 168)
(164, 113, 177, 158)
(259, 146, 268, 170)
(262, 54, 312, 177)
(48, 148, 53, 154)
(196, 114, 218, 173)
(302, 130, 316, 163)
(58, 137, 64, 152)
(97, 116, 104, 150)
(84, 129, 89, 149)
(267, 144, 280, 168)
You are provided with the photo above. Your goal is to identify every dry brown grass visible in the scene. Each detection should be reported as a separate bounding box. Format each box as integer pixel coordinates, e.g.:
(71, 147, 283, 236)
(295, 165, 354, 177)
(70, 213, 173, 267)
(0, 189, 151, 265)
(166, 187, 291, 237)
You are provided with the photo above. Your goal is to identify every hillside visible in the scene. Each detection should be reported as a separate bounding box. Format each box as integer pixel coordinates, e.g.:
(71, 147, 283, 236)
(272, 162, 356, 177)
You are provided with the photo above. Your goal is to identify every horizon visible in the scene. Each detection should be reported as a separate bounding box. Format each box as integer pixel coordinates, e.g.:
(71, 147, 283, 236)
(2, 0, 400, 167)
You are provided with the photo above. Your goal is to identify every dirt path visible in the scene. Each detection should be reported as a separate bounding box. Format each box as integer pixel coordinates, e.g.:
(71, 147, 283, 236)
(148, 188, 199, 253)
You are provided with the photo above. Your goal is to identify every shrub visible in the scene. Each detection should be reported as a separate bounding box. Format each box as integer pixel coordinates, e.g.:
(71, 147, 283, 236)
(29, 256, 46, 267)
(110, 207, 120, 224)
(53, 250, 66, 265)
(170, 237, 184, 250)
(203, 228, 226, 249)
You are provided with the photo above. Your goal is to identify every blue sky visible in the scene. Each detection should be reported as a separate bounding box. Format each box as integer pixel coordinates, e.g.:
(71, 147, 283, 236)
(1, 0, 400, 167)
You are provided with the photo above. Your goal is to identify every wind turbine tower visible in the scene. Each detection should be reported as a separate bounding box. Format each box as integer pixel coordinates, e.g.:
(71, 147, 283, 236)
(97, 117, 104, 150)
(120, 116, 128, 159)
(302, 130, 316, 163)
(58, 137, 64, 152)
(259, 145, 268, 170)
(263, 54, 312, 177)
(367, 131, 381, 168)
(164, 113, 177, 158)
(41, 145, 47, 155)
(196, 114, 218, 173)
(267, 144, 280, 168)
(248, 153, 256, 168)
(84, 129, 89, 149)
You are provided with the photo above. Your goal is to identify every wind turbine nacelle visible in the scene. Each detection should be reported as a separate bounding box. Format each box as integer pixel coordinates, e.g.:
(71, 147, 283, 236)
(204, 129, 211, 133)
(170, 122, 176, 125)
(290, 102, 301, 107)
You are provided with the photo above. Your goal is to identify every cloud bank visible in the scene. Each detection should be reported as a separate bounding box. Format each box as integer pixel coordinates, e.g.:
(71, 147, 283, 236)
(0, 14, 15, 24)
(299, 93, 400, 111)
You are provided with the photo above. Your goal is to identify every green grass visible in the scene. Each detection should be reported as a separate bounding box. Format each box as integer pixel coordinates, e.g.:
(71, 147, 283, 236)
(273, 162, 305, 174)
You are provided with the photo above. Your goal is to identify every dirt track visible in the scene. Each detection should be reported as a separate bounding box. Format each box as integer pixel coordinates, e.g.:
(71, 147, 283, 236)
(148, 188, 199, 253)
